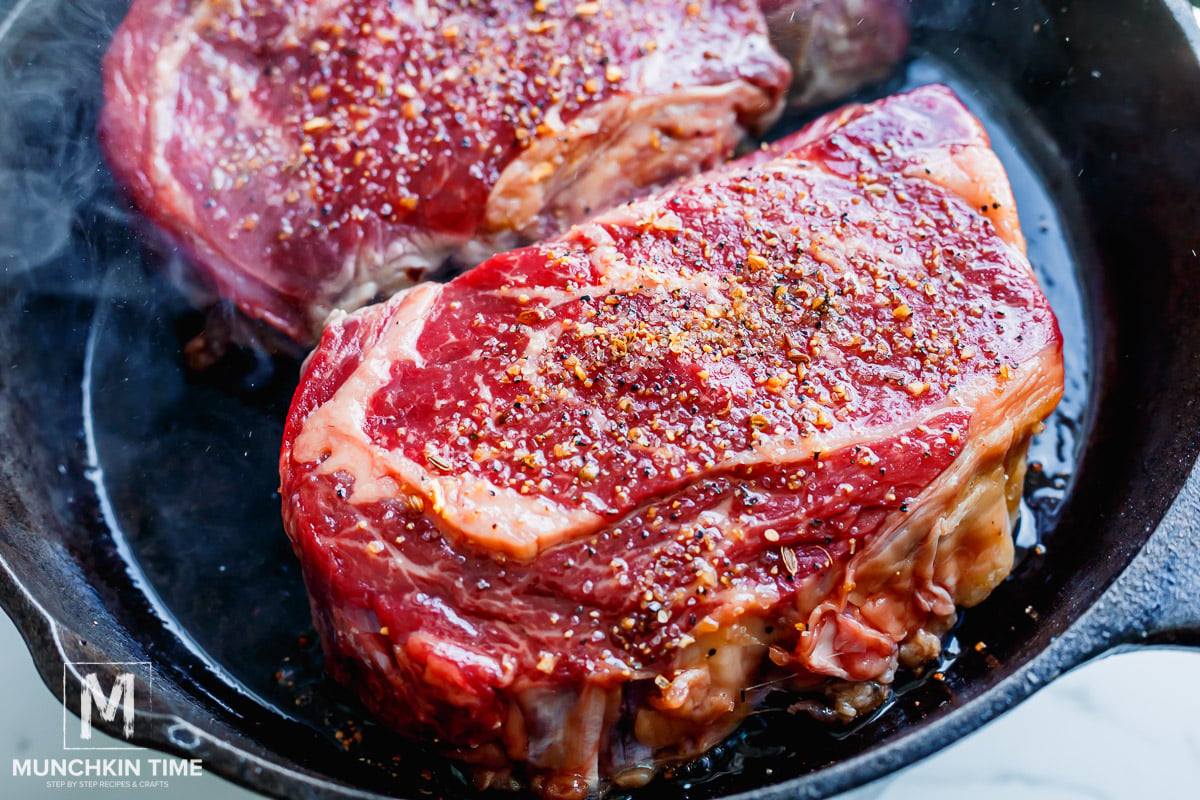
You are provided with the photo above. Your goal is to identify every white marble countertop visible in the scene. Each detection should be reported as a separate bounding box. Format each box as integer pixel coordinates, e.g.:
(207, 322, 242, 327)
(2, 609, 1198, 799)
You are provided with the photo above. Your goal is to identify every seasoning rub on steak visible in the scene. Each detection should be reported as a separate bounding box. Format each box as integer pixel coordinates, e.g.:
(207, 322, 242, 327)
(279, 85, 1064, 797)
(101, 0, 791, 341)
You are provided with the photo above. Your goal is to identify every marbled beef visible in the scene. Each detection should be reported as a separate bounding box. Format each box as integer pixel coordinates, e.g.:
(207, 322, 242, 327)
(101, 0, 791, 340)
(279, 84, 1062, 797)
(101, 0, 913, 343)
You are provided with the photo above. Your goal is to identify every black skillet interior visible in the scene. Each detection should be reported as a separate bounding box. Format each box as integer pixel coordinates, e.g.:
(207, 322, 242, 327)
(3, 1, 1200, 799)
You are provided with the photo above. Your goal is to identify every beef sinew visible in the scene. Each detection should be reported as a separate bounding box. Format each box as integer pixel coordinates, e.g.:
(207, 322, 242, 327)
(100, 0, 790, 341)
(280, 85, 1063, 797)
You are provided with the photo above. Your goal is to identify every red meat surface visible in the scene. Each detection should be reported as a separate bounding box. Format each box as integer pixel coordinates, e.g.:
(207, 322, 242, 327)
(101, 0, 790, 340)
(101, 1, 913, 343)
(279, 85, 1063, 797)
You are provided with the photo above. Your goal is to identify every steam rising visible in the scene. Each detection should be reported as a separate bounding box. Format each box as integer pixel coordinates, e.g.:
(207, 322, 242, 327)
(0, 1, 128, 275)
(0, 0, 230, 341)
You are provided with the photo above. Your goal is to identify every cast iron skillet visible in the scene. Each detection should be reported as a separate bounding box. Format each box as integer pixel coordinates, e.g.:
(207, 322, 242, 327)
(3, 0, 1200, 798)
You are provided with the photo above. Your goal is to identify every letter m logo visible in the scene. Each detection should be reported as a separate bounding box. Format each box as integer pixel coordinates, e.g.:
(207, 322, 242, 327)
(63, 662, 152, 750)
(81, 672, 135, 740)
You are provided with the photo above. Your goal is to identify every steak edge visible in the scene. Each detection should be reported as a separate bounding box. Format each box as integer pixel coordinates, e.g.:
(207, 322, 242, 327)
(763, 0, 911, 108)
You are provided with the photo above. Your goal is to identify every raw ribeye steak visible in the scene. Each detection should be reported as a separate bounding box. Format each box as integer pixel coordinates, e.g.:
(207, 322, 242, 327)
(279, 84, 1063, 796)
(101, 0, 790, 341)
